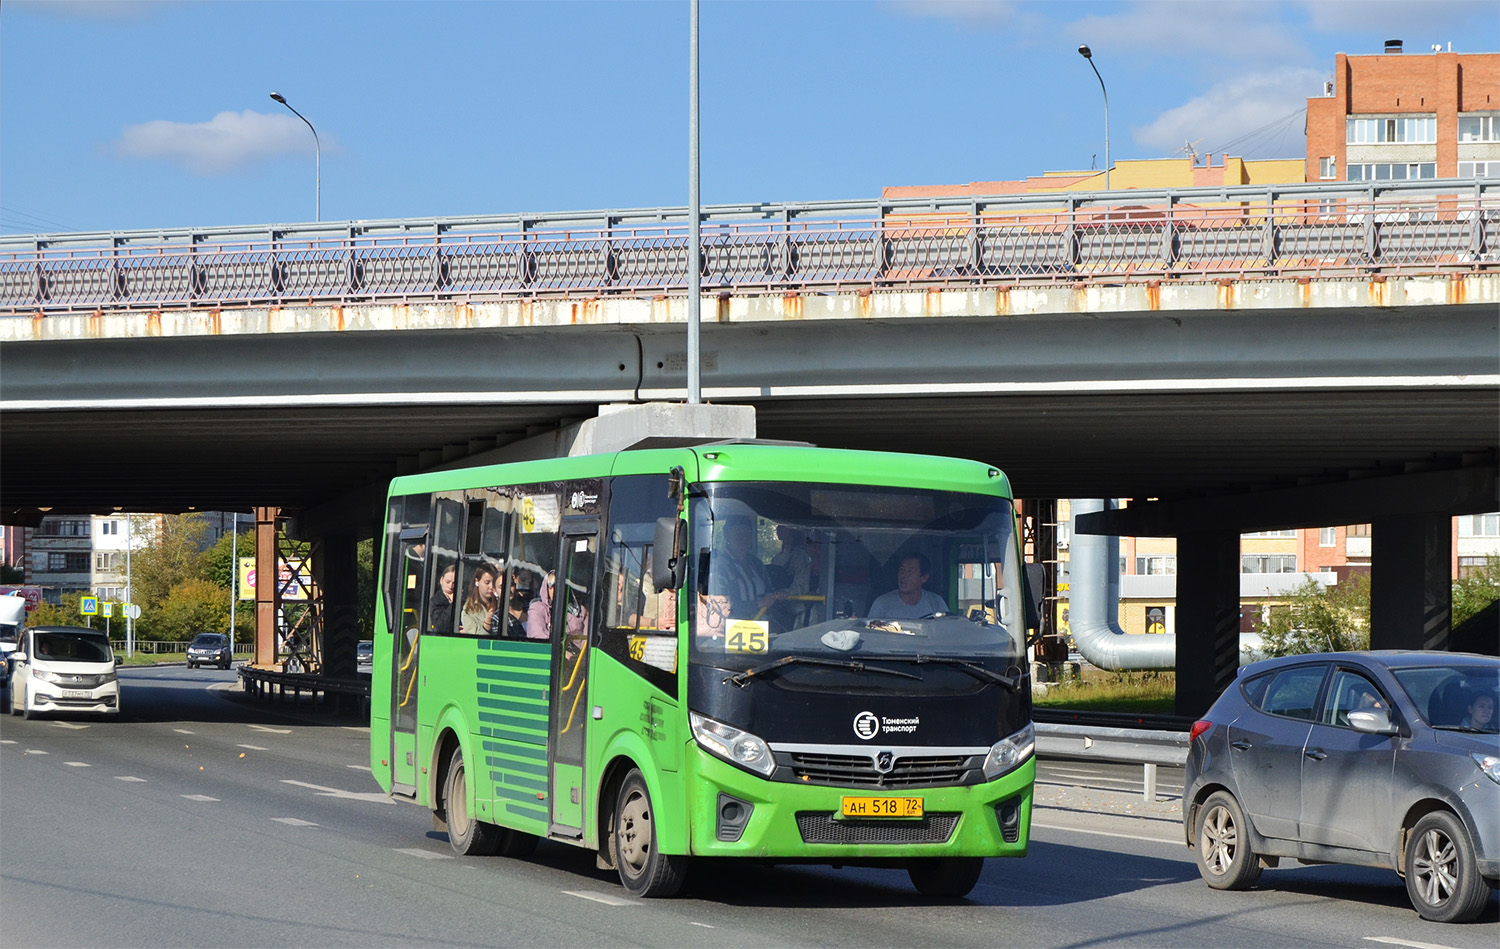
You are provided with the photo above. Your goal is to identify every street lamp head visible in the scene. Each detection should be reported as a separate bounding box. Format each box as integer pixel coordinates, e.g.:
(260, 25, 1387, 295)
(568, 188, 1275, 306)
(269, 91, 287, 104)
(1077, 45, 1092, 59)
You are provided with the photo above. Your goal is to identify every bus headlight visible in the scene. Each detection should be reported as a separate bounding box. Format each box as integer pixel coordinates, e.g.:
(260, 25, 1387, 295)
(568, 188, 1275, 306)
(983, 722, 1035, 780)
(690, 711, 775, 778)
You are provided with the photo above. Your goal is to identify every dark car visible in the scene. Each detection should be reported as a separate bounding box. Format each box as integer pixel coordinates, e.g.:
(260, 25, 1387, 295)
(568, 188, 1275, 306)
(186, 632, 233, 670)
(356, 640, 373, 671)
(1184, 650, 1499, 923)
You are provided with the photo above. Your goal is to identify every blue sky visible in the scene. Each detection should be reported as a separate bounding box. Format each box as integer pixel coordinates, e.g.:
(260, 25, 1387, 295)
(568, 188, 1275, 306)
(2, 0, 1494, 235)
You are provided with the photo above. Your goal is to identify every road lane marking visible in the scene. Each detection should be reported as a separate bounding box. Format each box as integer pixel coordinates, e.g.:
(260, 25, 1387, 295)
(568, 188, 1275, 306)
(347, 764, 373, 772)
(115, 776, 146, 782)
(691, 922, 716, 928)
(282, 778, 396, 805)
(174, 728, 196, 735)
(50, 721, 89, 730)
(65, 761, 91, 767)
(395, 848, 452, 860)
(248, 725, 292, 735)
(0, 739, 15, 745)
(272, 818, 319, 827)
(1031, 821, 1180, 846)
(238, 744, 269, 751)
(564, 890, 634, 906)
(181, 794, 220, 802)
(1364, 938, 1464, 949)
(341, 726, 370, 733)
(25, 749, 50, 755)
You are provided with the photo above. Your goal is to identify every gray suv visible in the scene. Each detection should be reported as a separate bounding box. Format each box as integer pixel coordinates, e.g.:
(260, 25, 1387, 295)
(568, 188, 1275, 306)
(1184, 650, 1498, 923)
(186, 632, 233, 670)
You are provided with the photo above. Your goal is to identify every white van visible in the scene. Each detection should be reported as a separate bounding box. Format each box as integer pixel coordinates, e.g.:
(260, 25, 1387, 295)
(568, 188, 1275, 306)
(8, 626, 122, 719)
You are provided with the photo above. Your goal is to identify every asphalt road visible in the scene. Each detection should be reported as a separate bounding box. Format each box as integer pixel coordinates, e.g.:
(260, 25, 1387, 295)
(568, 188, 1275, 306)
(1, 667, 1496, 947)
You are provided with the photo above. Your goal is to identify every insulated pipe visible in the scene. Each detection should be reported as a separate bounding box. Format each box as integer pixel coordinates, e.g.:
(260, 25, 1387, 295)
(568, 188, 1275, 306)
(1068, 499, 1177, 671)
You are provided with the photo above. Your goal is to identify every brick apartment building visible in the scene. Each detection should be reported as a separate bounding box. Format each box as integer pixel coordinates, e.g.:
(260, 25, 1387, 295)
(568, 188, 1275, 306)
(1305, 40, 1500, 183)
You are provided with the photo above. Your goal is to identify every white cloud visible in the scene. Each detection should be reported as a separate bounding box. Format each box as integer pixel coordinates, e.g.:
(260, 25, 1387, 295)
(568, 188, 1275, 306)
(1067, 1, 1311, 65)
(1133, 68, 1325, 159)
(1292, 0, 1492, 37)
(115, 110, 319, 176)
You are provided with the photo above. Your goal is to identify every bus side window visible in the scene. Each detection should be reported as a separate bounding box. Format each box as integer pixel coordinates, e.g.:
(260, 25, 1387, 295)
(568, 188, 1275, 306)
(427, 494, 465, 636)
(597, 475, 678, 693)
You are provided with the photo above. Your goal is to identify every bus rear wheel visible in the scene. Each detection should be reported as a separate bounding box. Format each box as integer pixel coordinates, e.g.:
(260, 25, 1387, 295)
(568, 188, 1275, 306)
(908, 857, 984, 898)
(613, 768, 685, 898)
(443, 746, 502, 856)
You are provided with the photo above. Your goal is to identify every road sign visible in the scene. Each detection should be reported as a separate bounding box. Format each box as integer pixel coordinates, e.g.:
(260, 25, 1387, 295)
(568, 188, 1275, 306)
(123, 603, 141, 620)
(80, 596, 98, 615)
(102, 602, 114, 618)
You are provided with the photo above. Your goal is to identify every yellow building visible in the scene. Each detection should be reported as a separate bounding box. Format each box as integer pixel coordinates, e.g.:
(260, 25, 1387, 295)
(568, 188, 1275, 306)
(883, 155, 1307, 202)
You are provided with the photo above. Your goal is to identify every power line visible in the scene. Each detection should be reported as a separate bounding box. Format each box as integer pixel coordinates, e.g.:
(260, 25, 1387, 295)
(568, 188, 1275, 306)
(1205, 106, 1307, 158)
(0, 204, 81, 234)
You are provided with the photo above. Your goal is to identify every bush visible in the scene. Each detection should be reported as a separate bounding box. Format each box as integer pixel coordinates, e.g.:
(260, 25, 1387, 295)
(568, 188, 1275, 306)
(1256, 573, 1370, 657)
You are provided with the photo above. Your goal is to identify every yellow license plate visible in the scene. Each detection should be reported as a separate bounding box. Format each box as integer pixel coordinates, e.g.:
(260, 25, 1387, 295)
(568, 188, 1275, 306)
(841, 796, 924, 818)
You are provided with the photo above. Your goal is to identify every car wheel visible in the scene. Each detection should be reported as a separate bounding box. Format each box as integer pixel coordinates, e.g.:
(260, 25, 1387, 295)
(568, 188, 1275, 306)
(908, 857, 985, 898)
(9, 687, 21, 715)
(443, 745, 501, 856)
(1194, 791, 1262, 890)
(613, 768, 686, 897)
(1404, 811, 1490, 923)
(22, 696, 37, 721)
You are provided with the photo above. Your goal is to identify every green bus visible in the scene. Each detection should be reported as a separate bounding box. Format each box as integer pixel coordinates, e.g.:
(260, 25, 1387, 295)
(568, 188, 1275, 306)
(370, 442, 1037, 898)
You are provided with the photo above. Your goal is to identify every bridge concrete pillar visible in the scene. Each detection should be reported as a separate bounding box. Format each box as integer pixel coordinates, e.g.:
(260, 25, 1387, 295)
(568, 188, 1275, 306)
(316, 531, 360, 679)
(254, 507, 279, 667)
(1370, 514, 1451, 651)
(1174, 530, 1241, 718)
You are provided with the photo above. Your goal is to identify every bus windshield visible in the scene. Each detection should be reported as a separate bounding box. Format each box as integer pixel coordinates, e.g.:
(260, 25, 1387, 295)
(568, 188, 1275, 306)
(688, 481, 1024, 680)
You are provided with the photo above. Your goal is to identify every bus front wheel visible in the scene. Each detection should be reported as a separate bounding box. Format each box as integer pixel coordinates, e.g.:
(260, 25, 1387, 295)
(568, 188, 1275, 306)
(443, 746, 502, 856)
(613, 768, 685, 898)
(908, 857, 984, 898)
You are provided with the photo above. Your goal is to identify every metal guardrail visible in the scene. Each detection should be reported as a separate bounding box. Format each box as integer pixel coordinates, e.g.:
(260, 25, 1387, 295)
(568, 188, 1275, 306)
(238, 664, 369, 716)
(1, 179, 1494, 314)
(1035, 722, 1189, 803)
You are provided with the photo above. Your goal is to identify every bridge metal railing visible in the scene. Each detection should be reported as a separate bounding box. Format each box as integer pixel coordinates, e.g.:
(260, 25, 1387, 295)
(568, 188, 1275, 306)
(1035, 722, 1190, 803)
(2, 179, 1495, 314)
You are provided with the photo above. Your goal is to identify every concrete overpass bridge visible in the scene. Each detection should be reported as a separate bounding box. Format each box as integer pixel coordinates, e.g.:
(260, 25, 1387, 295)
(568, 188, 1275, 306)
(2, 179, 1496, 713)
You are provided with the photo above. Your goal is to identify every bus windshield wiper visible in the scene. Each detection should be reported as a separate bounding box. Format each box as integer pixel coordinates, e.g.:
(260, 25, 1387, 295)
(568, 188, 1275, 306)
(726, 655, 921, 688)
(913, 655, 1021, 693)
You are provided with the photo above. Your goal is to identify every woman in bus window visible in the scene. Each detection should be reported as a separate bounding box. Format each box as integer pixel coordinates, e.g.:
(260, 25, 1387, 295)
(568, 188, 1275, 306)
(460, 564, 498, 637)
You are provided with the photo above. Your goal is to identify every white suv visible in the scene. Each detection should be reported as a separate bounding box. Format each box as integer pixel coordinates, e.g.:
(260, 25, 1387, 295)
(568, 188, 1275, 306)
(9, 626, 121, 719)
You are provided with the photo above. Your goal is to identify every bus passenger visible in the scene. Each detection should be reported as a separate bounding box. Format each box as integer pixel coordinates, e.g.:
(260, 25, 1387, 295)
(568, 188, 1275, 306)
(460, 564, 498, 636)
(429, 564, 456, 634)
(711, 518, 773, 617)
(867, 553, 948, 620)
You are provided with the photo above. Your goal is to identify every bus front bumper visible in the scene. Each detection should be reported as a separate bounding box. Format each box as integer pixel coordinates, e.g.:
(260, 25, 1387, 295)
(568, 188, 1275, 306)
(684, 748, 1034, 860)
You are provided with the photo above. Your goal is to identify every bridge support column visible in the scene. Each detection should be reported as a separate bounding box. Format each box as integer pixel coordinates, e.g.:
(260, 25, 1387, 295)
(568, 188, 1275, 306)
(316, 531, 360, 679)
(1175, 530, 1241, 718)
(254, 507, 280, 667)
(1370, 515, 1451, 651)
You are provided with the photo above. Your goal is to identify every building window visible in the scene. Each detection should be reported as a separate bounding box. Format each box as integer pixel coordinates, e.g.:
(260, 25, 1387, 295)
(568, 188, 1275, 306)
(1243, 530, 1298, 539)
(1458, 513, 1500, 537)
(99, 520, 119, 536)
(1458, 114, 1500, 143)
(1243, 554, 1298, 574)
(1458, 161, 1500, 178)
(1347, 162, 1436, 181)
(1347, 115, 1436, 144)
(38, 518, 90, 537)
(1135, 556, 1177, 576)
(94, 552, 120, 571)
(1318, 156, 1337, 179)
(47, 552, 91, 572)
(1319, 527, 1337, 547)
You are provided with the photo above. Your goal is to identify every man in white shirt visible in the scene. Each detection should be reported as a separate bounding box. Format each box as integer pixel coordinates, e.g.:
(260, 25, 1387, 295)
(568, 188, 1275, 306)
(867, 553, 947, 619)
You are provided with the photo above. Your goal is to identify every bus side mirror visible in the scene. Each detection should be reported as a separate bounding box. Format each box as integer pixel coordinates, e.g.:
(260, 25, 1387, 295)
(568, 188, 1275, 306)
(1023, 563, 1046, 632)
(653, 517, 686, 591)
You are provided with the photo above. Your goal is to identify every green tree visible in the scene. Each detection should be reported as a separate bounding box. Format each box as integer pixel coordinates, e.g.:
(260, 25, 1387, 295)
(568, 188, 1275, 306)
(151, 577, 232, 642)
(0, 563, 23, 584)
(1453, 554, 1500, 627)
(1256, 573, 1371, 657)
(27, 592, 95, 629)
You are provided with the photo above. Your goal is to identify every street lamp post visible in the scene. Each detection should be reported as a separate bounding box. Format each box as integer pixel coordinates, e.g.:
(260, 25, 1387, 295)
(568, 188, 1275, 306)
(269, 91, 321, 221)
(687, 0, 701, 405)
(1077, 45, 1110, 192)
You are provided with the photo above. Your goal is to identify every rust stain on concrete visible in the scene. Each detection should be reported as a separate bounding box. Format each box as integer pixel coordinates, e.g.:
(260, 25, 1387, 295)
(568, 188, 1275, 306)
(717, 293, 731, 323)
(1216, 279, 1236, 310)
(1448, 273, 1466, 306)
(1146, 280, 1161, 311)
(995, 286, 1011, 316)
(332, 306, 345, 332)
(1369, 274, 1388, 307)
(1298, 276, 1312, 307)
(209, 308, 222, 335)
(781, 292, 803, 321)
(146, 310, 162, 335)
(924, 288, 943, 316)
(87, 310, 103, 337)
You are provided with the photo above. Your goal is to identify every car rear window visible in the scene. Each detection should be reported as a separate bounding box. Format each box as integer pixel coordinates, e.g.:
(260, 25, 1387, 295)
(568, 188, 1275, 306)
(1245, 664, 1326, 721)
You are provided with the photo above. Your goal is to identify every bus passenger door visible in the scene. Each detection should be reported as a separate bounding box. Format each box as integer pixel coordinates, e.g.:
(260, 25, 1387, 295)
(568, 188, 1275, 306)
(391, 528, 427, 797)
(548, 517, 598, 838)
